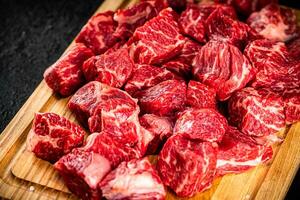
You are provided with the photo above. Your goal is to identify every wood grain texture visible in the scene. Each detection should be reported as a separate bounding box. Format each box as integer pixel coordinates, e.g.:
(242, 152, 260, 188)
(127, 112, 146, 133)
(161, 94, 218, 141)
(1, 1, 300, 200)
(255, 123, 300, 200)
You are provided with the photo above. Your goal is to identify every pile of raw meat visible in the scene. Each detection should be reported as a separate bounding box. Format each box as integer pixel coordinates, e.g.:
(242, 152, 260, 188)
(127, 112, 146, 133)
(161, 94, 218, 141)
(27, 0, 300, 199)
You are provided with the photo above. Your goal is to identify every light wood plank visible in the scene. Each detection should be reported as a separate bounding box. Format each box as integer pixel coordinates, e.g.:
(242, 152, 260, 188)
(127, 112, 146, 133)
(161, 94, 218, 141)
(1, 1, 300, 200)
(11, 150, 69, 193)
(255, 122, 300, 200)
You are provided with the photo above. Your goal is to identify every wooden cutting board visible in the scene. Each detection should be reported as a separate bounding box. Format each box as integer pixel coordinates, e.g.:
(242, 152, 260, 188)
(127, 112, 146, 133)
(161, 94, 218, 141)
(0, 0, 299, 199)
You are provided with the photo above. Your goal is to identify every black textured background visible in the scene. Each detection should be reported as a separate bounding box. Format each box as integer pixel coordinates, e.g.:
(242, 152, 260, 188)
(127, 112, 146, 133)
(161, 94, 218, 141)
(0, 0, 299, 199)
(0, 0, 102, 131)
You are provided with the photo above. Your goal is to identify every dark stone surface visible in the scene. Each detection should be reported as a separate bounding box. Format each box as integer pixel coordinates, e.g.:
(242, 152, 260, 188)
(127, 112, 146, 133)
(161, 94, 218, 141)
(0, 0, 102, 132)
(0, 0, 298, 199)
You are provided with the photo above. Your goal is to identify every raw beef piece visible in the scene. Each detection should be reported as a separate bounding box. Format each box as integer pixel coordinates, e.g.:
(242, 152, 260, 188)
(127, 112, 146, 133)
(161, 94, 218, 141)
(161, 60, 191, 78)
(247, 4, 297, 42)
(135, 126, 156, 156)
(287, 37, 300, 61)
(128, 8, 185, 65)
(244, 39, 299, 90)
(228, 87, 285, 142)
(179, 5, 207, 43)
(99, 158, 166, 200)
(216, 126, 273, 176)
(162, 38, 202, 78)
(244, 39, 290, 71)
(281, 88, 300, 125)
(179, 3, 236, 43)
(82, 48, 134, 88)
(26, 113, 85, 163)
(253, 62, 300, 92)
(124, 64, 180, 96)
(69, 81, 154, 154)
(177, 38, 202, 65)
(140, 114, 173, 154)
(136, 80, 187, 117)
(68, 82, 138, 137)
(186, 80, 217, 109)
(77, 83, 138, 140)
(174, 108, 228, 142)
(215, 0, 278, 16)
(192, 41, 256, 101)
(206, 7, 256, 49)
(54, 132, 141, 200)
(157, 134, 217, 197)
(199, 2, 237, 19)
(55, 148, 109, 200)
(68, 81, 107, 125)
(113, 0, 166, 40)
(75, 11, 117, 54)
(43, 43, 94, 96)
(83, 132, 142, 168)
(90, 92, 139, 144)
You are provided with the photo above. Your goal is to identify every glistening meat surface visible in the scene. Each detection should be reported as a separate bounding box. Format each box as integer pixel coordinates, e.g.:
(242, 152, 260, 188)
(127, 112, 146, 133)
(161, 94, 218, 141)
(99, 158, 166, 200)
(216, 126, 273, 176)
(157, 134, 217, 197)
(192, 41, 256, 101)
(27, 112, 85, 163)
(128, 8, 185, 65)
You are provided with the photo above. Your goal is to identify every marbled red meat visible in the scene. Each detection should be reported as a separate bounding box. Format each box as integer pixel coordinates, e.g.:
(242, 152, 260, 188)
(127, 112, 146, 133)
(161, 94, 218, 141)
(136, 80, 187, 117)
(244, 39, 299, 90)
(186, 80, 217, 109)
(244, 39, 291, 71)
(135, 126, 156, 156)
(82, 48, 134, 88)
(54, 131, 141, 200)
(124, 64, 180, 96)
(68, 81, 106, 125)
(76, 11, 117, 54)
(161, 60, 191, 78)
(216, 126, 273, 176)
(179, 3, 236, 43)
(177, 38, 202, 65)
(206, 7, 256, 49)
(89, 91, 140, 144)
(113, 0, 166, 40)
(228, 87, 285, 143)
(128, 8, 185, 64)
(26, 113, 85, 163)
(68, 81, 154, 155)
(174, 108, 228, 142)
(43, 43, 93, 96)
(162, 38, 202, 78)
(281, 88, 300, 125)
(55, 148, 110, 200)
(99, 158, 166, 200)
(157, 134, 217, 197)
(192, 41, 256, 101)
(84, 132, 143, 167)
(39, 1, 300, 199)
(247, 4, 297, 42)
(179, 5, 207, 43)
(140, 114, 173, 154)
(68, 82, 138, 136)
